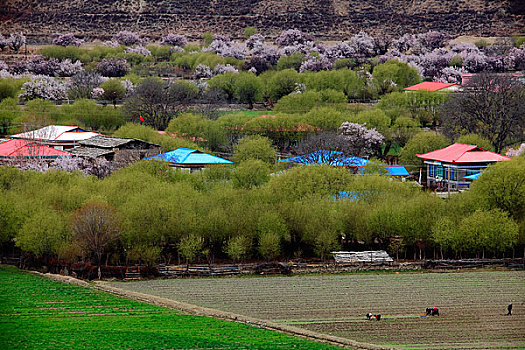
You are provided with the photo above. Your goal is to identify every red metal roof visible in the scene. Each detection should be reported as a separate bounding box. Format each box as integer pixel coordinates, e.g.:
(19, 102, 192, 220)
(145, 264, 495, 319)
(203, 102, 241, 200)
(0, 139, 72, 157)
(417, 143, 510, 163)
(403, 82, 457, 91)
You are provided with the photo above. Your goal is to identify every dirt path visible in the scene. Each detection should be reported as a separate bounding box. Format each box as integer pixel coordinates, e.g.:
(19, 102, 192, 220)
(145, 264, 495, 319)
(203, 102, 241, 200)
(35, 272, 397, 350)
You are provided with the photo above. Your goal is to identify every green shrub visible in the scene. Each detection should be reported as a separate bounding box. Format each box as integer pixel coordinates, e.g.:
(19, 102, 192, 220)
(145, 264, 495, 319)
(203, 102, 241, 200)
(61, 99, 124, 131)
(274, 90, 346, 114)
(146, 45, 172, 60)
(456, 134, 494, 151)
(512, 36, 525, 48)
(372, 60, 421, 90)
(334, 58, 357, 70)
(474, 39, 489, 49)
(302, 106, 347, 130)
(265, 69, 300, 101)
(99, 79, 126, 106)
(276, 52, 305, 71)
(0, 97, 20, 135)
(39, 45, 84, 62)
(233, 135, 276, 163)
(0, 80, 17, 101)
(231, 159, 270, 189)
(449, 55, 464, 67)
(113, 123, 201, 151)
(243, 26, 258, 38)
(302, 70, 347, 92)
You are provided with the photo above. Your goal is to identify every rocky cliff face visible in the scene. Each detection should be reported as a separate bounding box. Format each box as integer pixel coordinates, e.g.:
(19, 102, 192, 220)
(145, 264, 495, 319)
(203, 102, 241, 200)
(1, 0, 523, 41)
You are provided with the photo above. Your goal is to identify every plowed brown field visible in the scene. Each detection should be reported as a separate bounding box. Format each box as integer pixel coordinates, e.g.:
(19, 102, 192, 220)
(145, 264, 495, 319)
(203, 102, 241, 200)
(108, 270, 525, 349)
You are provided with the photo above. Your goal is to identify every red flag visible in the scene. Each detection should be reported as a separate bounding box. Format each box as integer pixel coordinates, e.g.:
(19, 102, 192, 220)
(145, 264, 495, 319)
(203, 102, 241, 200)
(139, 115, 145, 122)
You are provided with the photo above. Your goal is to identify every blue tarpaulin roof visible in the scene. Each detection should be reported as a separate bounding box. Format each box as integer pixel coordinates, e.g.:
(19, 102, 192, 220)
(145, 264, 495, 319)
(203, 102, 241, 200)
(146, 147, 233, 164)
(332, 191, 360, 201)
(280, 150, 409, 176)
(332, 190, 378, 201)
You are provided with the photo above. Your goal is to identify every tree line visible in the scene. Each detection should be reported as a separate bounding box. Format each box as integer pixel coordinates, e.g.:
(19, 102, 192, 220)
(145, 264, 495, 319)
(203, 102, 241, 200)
(1, 153, 523, 272)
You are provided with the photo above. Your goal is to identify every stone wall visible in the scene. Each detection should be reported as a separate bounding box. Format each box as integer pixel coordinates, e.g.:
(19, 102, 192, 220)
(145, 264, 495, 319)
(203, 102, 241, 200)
(1, 0, 523, 42)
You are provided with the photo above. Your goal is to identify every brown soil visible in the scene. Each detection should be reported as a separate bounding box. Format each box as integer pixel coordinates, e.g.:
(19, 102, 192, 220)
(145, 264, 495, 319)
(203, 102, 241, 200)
(106, 271, 525, 349)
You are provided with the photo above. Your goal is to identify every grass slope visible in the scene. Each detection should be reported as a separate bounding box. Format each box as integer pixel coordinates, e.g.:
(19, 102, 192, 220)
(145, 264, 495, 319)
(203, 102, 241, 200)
(0, 266, 340, 350)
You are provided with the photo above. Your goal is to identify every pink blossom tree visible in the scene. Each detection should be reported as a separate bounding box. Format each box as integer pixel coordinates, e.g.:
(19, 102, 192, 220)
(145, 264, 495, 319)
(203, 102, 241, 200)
(95, 58, 130, 77)
(194, 64, 213, 79)
(52, 33, 84, 47)
(20, 75, 67, 101)
(7, 33, 26, 52)
(125, 46, 151, 56)
(113, 31, 143, 46)
(339, 122, 385, 157)
(160, 33, 188, 47)
(275, 29, 314, 47)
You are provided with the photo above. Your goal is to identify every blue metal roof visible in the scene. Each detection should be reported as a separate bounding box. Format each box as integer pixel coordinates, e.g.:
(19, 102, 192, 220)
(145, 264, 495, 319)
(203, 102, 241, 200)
(463, 172, 481, 180)
(146, 147, 233, 164)
(280, 150, 368, 167)
(386, 166, 410, 176)
(357, 165, 409, 176)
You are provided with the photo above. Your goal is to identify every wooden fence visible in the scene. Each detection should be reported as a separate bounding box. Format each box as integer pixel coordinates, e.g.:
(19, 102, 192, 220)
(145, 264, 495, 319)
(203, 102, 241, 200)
(158, 264, 241, 277)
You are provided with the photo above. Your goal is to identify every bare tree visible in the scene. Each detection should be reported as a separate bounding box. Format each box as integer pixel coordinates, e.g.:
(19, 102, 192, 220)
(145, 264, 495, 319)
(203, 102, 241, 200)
(68, 71, 104, 100)
(72, 200, 120, 279)
(440, 73, 525, 153)
(296, 123, 384, 164)
(296, 132, 356, 165)
(123, 78, 198, 130)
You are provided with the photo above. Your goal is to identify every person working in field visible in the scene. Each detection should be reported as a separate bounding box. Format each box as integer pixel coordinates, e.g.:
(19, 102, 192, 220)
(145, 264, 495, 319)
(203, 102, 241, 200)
(507, 303, 512, 316)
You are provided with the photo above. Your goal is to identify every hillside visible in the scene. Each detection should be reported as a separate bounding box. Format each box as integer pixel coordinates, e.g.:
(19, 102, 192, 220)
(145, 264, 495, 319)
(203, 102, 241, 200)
(1, 0, 524, 42)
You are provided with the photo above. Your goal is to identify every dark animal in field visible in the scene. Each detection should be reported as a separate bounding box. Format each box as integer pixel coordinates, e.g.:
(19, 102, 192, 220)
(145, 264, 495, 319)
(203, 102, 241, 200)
(426, 307, 439, 316)
(366, 313, 381, 321)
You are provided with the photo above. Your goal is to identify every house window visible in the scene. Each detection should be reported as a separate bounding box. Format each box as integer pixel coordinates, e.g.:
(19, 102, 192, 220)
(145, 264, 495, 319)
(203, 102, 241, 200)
(450, 168, 457, 181)
(445, 168, 449, 180)
(436, 166, 443, 178)
(428, 165, 433, 177)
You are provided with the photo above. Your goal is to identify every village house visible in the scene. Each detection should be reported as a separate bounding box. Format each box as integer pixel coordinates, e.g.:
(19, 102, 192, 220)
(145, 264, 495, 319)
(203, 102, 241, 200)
(68, 135, 161, 165)
(11, 125, 100, 150)
(417, 143, 510, 191)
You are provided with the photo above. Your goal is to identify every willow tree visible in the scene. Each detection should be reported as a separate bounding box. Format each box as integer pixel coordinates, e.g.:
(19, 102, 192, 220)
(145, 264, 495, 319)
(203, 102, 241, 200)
(72, 200, 121, 279)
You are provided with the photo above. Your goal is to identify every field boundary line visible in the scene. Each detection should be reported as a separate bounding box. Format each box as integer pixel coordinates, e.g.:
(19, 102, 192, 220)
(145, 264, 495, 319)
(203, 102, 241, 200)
(30, 271, 398, 350)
